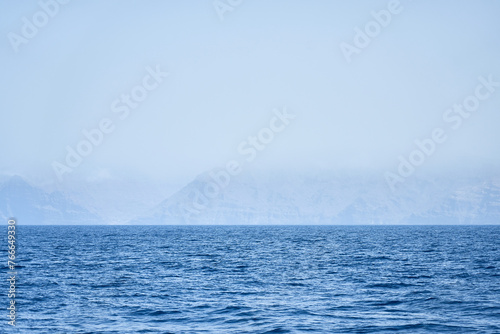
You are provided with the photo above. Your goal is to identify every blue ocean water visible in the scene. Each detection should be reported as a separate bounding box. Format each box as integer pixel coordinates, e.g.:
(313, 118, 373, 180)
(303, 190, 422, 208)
(4, 225, 500, 333)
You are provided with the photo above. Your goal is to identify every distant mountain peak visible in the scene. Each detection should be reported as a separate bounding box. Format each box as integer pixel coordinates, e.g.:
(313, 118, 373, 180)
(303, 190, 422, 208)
(130, 172, 500, 225)
(3, 174, 30, 188)
(0, 176, 100, 224)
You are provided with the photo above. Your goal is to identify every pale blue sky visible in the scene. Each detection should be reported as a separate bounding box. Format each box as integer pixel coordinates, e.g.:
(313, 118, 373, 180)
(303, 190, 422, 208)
(1, 0, 499, 188)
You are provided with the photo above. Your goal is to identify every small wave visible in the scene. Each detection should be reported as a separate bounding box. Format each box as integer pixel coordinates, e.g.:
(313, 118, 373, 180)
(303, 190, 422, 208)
(371, 300, 403, 306)
(262, 327, 292, 333)
(366, 282, 414, 289)
(211, 305, 249, 315)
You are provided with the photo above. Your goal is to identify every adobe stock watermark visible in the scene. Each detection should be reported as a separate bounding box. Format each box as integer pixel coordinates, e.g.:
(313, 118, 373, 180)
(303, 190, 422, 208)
(7, 219, 17, 327)
(340, 0, 406, 64)
(174, 107, 295, 222)
(385, 75, 499, 192)
(7, 0, 71, 53)
(213, 0, 243, 21)
(52, 65, 169, 182)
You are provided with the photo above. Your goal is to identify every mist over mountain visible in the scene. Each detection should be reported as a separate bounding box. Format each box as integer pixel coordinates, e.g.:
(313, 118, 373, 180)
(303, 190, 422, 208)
(0, 175, 100, 224)
(2, 172, 499, 225)
(130, 170, 500, 225)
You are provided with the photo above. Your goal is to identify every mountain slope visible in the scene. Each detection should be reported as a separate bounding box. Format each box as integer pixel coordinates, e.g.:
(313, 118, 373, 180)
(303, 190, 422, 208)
(131, 171, 500, 225)
(0, 175, 100, 224)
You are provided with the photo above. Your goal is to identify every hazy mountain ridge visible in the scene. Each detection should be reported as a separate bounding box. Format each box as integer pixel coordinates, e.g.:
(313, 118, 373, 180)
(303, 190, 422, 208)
(0, 175, 100, 224)
(2, 174, 499, 225)
(131, 171, 500, 225)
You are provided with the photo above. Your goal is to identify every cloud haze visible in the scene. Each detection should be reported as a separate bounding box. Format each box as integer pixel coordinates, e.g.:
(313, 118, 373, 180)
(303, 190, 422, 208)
(1, 0, 499, 189)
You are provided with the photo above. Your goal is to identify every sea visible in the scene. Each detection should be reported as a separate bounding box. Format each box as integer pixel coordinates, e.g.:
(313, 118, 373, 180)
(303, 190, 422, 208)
(4, 225, 500, 333)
